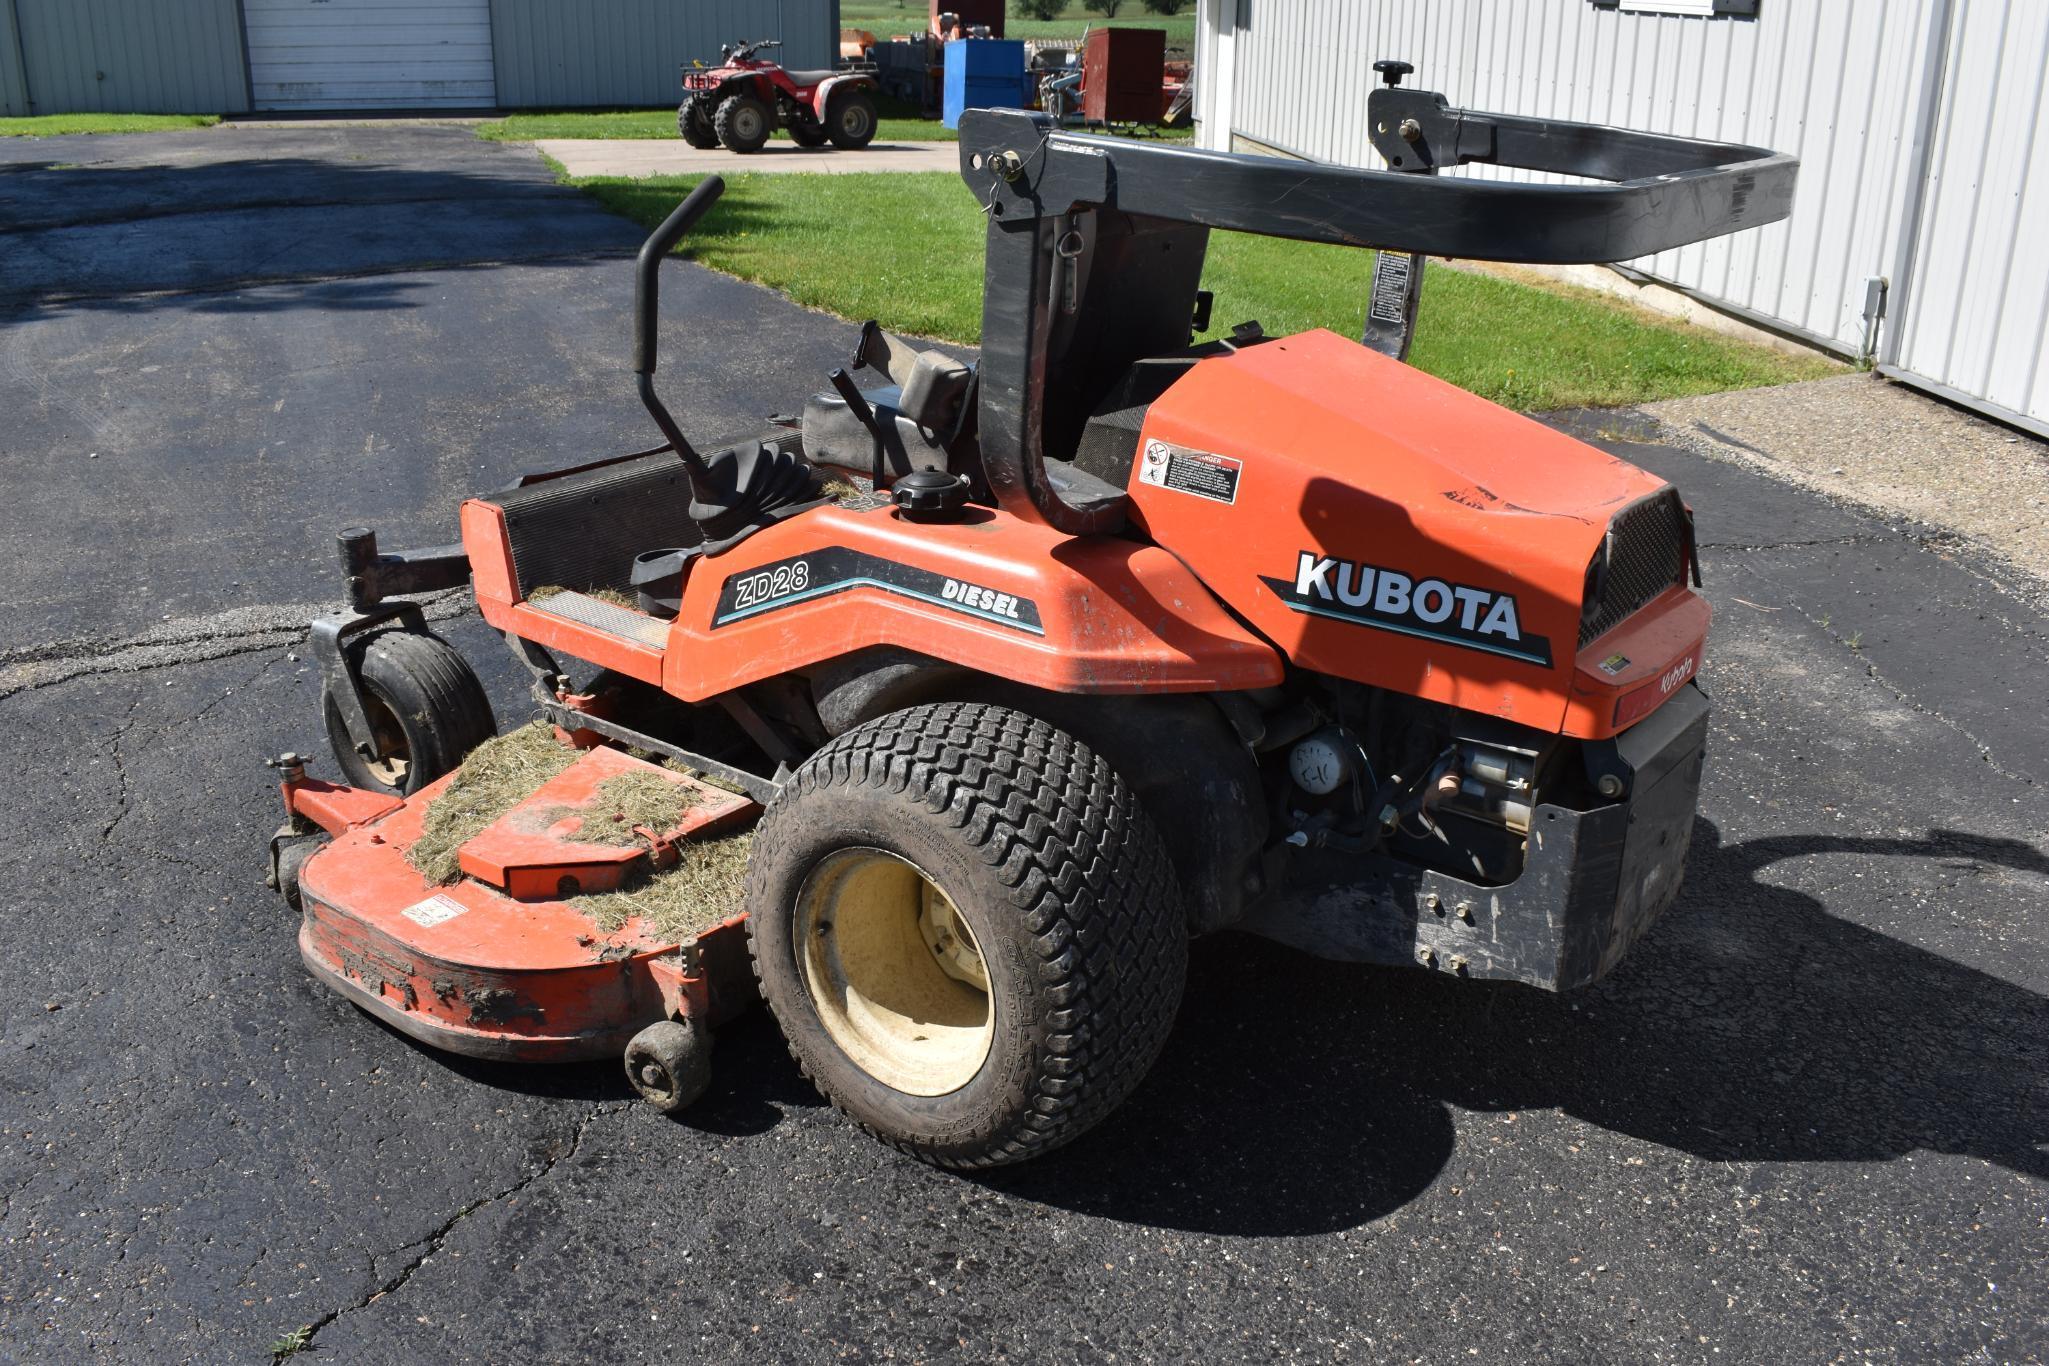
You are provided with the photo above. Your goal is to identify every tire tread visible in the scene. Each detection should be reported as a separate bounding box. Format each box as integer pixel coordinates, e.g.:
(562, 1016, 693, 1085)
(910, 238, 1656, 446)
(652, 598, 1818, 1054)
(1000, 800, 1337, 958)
(746, 702, 1186, 1168)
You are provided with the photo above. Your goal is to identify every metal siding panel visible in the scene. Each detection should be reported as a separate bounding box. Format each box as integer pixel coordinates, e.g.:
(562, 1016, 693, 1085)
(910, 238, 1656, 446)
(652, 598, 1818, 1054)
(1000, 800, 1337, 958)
(1997, 22, 2049, 418)
(0, 0, 27, 117)
(12, 0, 246, 114)
(1898, 0, 2048, 416)
(1954, 1, 2036, 400)
(437, 0, 840, 110)
(1897, 0, 1984, 382)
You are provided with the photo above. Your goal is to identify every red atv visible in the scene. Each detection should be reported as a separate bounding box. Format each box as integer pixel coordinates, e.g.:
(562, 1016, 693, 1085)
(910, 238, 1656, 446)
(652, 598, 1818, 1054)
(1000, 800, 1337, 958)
(679, 38, 879, 153)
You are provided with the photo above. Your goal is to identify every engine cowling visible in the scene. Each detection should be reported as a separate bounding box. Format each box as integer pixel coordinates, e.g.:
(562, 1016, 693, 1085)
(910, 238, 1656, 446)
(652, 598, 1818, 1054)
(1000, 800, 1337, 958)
(1126, 328, 1700, 737)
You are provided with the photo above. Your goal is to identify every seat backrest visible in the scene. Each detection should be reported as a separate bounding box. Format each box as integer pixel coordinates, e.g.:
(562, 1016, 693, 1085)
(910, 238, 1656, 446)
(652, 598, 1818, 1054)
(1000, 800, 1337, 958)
(899, 350, 973, 431)
(854, 324, 971, 432)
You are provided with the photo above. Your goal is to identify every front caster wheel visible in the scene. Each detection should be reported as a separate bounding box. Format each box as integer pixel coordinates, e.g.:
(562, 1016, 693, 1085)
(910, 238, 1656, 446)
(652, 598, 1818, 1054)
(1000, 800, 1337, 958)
(319, 628, 495, 796)
(269, 834, 325, 912)
(745, 702, 1188, 1168)
(625, 1018, 712, 1114)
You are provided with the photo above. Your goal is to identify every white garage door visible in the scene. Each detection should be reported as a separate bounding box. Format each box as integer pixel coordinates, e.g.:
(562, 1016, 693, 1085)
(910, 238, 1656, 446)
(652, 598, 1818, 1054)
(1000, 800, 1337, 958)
(246, 0, 495, 111)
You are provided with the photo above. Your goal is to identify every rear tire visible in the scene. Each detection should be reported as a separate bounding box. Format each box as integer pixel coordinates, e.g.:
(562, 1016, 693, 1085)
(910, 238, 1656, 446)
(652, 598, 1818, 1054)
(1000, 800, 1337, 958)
(745, 702, 1188, 1168)
(677, 101, 719, 148)
(714, 95, 772, 153)
(320, 629, 495, 796)
(787, 116, 829, 148)
(825, 91, 877, 149)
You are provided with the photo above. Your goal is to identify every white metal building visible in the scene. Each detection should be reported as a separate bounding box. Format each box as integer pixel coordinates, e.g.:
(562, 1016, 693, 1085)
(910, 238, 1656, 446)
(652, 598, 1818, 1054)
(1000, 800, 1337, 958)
(1193, 0, 2049, 438)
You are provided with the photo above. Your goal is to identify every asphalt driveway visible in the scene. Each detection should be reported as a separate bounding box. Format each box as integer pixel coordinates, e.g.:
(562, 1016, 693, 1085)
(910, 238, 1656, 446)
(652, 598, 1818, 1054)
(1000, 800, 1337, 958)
(1, 126, 2044, 1363)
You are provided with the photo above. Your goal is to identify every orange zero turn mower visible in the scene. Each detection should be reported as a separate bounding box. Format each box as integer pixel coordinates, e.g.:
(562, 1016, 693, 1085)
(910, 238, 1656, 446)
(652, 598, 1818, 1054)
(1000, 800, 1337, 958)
(267, 62, 1796, 1168)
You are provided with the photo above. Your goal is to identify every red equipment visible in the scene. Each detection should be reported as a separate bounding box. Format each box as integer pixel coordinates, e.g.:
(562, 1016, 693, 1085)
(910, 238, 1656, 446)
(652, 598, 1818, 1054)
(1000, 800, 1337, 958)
(273, 65, 1797, 1167)
(1082, 26, 1165, 125)
(677, 38, 878, 153)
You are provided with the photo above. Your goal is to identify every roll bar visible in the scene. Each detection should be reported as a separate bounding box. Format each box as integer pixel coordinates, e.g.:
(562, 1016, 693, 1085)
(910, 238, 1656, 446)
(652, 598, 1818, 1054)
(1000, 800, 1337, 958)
(956, 70, 1798, 536)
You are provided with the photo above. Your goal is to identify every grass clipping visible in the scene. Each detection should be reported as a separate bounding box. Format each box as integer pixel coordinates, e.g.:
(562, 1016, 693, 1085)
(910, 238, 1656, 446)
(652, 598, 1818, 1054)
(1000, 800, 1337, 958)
(406, 723, 753, 941)
(528, 583, 642, 610)
(407, 721, 580, 884)
(569, 830, 753, 943)
(528, 768, 700, 846)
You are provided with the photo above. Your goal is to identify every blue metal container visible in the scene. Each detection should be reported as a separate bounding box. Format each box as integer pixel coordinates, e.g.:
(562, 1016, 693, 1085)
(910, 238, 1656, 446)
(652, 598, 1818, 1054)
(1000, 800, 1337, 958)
(942, 39, 1029, 129)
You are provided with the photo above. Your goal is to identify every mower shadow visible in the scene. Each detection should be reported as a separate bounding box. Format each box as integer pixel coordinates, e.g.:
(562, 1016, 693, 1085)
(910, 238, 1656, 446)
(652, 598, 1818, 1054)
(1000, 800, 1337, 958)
(980, 817, 2049, 1236)
(393, 999, 825, 1138)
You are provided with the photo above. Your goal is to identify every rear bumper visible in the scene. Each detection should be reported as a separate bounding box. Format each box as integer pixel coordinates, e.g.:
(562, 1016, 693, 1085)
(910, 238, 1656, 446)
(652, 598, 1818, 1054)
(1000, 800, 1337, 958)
(1242, 683, 1710, 991)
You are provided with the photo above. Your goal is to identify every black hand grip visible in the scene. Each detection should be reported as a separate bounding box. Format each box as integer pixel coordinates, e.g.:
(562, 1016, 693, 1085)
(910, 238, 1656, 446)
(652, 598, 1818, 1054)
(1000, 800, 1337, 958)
(828, 366, 888, 489)
(826, 366, 878, 429)
(633, 175, 726, 377)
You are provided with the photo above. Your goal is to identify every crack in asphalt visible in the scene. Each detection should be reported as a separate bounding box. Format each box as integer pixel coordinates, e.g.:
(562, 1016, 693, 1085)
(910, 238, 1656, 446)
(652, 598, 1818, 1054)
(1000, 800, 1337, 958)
(1702, 535, 1892, 550)
(97, 700, 144, 843)
(1729, 562, 2036, 786)
(95, 649, 293, 852)
(0, 592, 471, 701)
(292, 1103, 613, 1355)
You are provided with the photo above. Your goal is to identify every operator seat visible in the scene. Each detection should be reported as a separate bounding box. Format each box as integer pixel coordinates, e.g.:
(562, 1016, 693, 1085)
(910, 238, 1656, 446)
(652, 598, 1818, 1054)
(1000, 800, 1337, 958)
(800, 322, 973, 478)
(783, 70, 839, 87)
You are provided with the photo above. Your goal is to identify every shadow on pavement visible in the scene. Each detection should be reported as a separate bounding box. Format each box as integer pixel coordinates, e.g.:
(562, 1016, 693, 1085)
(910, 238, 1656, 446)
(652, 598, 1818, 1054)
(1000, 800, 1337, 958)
(334, 815, 2048, 1237)
(0, 150, 636, 313)
(987, 819, 2049, 1235)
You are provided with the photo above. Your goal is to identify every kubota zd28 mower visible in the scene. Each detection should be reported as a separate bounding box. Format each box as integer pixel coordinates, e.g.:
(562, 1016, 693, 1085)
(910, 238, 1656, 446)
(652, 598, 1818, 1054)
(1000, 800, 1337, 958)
(268, 63, 1796, 1168)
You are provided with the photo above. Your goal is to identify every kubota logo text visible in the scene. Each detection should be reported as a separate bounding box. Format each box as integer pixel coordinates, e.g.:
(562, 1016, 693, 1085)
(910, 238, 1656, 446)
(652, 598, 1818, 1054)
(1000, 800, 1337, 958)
(1659, 654, 1695, 694)
(1260, 551, 1555, 667)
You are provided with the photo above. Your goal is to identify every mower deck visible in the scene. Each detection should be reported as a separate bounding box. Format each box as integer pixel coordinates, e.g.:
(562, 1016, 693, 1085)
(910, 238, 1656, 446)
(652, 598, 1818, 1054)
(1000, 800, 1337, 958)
(292, 747, 760, 1063)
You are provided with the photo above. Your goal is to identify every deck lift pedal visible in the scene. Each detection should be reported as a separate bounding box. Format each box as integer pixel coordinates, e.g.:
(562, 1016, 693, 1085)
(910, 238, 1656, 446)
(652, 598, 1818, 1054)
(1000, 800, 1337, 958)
(268, 62, 1795, 1165)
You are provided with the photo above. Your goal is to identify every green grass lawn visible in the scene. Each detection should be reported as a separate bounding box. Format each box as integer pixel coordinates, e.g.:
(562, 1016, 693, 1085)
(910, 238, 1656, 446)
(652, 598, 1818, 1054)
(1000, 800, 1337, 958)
(841, 2, 1196, 51)
(0, 113, 219, 137)
(573, 169, 1838, 411)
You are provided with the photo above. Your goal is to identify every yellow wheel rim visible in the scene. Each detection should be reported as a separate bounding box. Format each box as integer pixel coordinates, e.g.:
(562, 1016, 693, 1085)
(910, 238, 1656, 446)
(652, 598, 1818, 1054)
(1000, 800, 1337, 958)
(360, 693, 411, 789)
(793, 848, 993, 1097)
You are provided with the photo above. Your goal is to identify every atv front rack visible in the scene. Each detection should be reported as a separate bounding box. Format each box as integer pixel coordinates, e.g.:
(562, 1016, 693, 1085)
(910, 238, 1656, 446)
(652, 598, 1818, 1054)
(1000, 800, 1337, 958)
(957, 65, 1798, 535)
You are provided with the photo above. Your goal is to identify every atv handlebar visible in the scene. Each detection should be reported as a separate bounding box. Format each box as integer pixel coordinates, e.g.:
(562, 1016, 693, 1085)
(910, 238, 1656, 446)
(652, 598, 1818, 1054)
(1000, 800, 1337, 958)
(633, 175, 725, 475)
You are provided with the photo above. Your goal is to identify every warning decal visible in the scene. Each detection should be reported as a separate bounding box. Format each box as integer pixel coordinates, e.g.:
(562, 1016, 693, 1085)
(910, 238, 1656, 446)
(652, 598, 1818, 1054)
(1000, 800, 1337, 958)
(1369, 253, 1414, 325)
(1137, 439, 1241, 504)
(401, 893, 468, 928)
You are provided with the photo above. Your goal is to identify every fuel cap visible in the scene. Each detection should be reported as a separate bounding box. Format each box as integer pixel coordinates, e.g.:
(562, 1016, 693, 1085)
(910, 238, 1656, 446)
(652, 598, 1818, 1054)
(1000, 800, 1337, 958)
(891, 470, 970, 522)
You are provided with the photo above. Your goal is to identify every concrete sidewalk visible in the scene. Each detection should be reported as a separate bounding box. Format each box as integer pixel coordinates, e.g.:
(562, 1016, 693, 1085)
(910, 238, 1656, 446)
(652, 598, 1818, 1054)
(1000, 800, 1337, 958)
(534, 137, 960, 178)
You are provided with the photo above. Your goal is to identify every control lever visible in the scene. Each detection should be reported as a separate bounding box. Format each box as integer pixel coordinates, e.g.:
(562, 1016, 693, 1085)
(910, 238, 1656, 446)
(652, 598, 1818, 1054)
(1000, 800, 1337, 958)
(827, 366, 888, 490)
